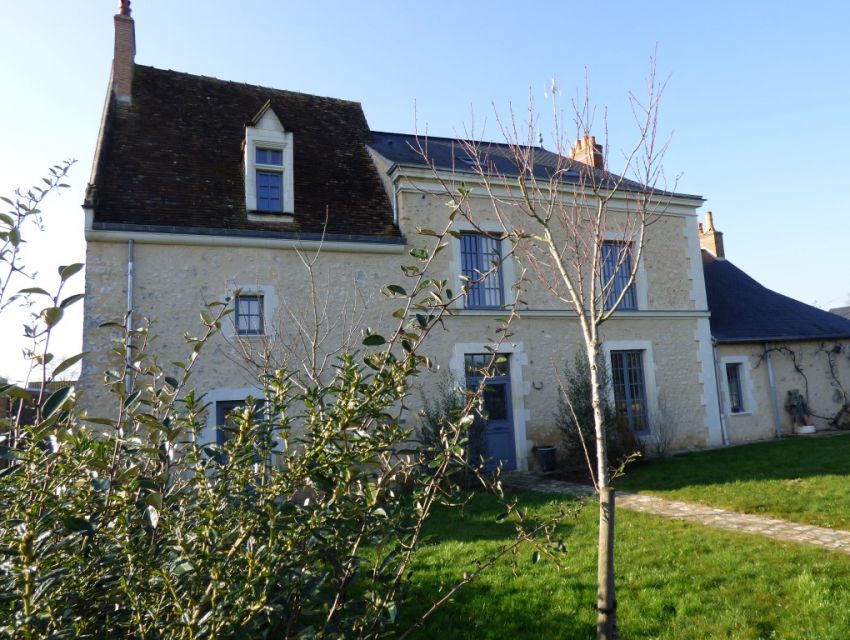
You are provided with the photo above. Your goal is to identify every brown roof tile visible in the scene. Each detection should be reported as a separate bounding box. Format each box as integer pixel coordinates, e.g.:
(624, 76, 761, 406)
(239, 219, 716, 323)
(89, 65, 397, 239)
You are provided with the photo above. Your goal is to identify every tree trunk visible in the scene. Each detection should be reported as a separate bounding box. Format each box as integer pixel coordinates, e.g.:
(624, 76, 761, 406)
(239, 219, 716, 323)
(597, 485, 617, 639)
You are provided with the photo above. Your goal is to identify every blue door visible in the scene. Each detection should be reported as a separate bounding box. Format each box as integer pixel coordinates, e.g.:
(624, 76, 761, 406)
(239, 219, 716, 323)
(465, 353, 516, 471)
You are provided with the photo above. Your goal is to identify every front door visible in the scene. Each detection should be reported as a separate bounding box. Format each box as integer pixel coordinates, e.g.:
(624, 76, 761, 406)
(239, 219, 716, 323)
(464, 353, 516, 471)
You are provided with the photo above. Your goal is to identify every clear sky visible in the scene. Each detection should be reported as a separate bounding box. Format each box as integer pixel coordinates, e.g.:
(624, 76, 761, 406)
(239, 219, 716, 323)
(1, 0, 849, 382)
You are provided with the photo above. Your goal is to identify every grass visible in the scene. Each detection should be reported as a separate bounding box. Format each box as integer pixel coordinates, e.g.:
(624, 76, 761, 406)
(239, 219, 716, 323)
(617, 433, 850, 529)
(400, 492, 850, 639)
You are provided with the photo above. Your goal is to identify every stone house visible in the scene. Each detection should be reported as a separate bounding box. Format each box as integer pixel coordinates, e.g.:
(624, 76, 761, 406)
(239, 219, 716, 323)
(81, 6, 849, 470)
(699, 215, 850, 442)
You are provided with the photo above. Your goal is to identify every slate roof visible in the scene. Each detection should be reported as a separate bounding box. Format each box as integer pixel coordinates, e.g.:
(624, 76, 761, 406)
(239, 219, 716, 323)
(87, 65, 399, 241)
(702, 251, 850, 343)
(368, 131, 701, 200)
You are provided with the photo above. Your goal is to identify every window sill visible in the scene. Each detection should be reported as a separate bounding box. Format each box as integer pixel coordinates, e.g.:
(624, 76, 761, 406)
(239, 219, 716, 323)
(247, 211, 294, 223)
(728, 410, 753, 417)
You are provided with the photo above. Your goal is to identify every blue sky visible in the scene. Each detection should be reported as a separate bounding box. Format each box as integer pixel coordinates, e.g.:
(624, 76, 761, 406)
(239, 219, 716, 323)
(1, 0, 849, 381)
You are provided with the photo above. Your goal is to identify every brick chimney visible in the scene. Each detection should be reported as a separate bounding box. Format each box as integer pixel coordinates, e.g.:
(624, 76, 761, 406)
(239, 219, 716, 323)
(568, 134, 604, 169)
(112, 0, 135, 105)
(698, 211, 725, 258)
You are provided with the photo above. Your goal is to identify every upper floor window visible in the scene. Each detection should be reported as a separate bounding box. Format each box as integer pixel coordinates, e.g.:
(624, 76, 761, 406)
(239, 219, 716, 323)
(601, 241, 637, 310)
(235, 294, 264, 336)
(461, 232, 504, 309)
(245, 106, 294, 215)
(256, 148, 284, 212)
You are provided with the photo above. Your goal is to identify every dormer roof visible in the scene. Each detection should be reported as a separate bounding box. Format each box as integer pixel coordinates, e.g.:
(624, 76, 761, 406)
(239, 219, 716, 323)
(88, 65, 397, 240)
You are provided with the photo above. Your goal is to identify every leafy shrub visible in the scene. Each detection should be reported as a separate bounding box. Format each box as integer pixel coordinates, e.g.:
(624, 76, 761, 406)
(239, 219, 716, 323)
(418, 371, 486, 475)
(0, 172, 565, 638)
(555, 353, 638, 473)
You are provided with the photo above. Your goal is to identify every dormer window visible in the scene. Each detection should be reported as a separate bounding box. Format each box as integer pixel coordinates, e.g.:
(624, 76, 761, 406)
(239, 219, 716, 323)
(255, 148, 283, 211)
(245, 105, 294, 216)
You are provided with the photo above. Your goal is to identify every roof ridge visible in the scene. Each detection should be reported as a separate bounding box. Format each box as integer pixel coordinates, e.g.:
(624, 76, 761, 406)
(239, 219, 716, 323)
(370, 130, 547, 153)
(133, 64, 363, 107)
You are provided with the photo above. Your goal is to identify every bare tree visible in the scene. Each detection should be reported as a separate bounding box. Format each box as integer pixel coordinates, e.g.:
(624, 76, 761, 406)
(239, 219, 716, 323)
(422, 59, 672, 639)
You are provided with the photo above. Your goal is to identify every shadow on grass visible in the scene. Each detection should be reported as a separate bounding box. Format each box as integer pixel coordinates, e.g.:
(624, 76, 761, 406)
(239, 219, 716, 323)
(400, 491, 595, 639)
(618, 433, 850, 492)
(421, 491, 583, 544)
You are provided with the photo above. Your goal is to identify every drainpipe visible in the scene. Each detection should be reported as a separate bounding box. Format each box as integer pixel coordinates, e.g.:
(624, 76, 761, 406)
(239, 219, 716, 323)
(125, 239, 134, 392)
(711, 337, 730, 446)
(764, 343, 783, 438)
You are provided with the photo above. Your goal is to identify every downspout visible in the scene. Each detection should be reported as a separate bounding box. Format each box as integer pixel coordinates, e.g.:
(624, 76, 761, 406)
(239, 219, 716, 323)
(392, 179, 400, 226)
(711, 337, 730, 446)
(764, 343, 783, 438)
(125, 239, 134, 392)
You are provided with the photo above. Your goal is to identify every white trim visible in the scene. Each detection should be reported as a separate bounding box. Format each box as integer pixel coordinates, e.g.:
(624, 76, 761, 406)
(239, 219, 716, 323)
(602, 339, 660, 433)
(448, 221, 518, 310)
(685, 214, 708, 309)
(719, 354, 757, 418)
(449, 341, 531, 471)
(83, 210, 406, 254)
(441, 308, 710, 319)
(222, 283, 279, 339)
(203, 386, 263, 445)
(387, 167, 705, 213)
(698, 319, 725, 447)
(245, 109, 295, 214)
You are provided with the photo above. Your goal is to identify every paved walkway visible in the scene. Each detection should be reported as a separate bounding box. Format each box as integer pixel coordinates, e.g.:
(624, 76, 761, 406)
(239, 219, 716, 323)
(505, 473, 850, 555)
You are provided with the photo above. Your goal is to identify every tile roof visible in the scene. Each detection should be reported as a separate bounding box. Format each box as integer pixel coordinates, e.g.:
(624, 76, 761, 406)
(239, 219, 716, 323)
(87, 65, 398, 239)
(368, 131, 701, 200)
(702, 251, 850, 343)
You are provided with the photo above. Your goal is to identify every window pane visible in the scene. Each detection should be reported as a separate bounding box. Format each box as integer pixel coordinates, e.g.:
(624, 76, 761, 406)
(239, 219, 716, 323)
(256, 148, 283, 165)
(461, 233, 503, 309)
(464, 353, 509, 378)
(257, 171, 283, 211)
(610, 350, 648, 434)
(602, 242, 636, 310)
(726, 364, 744, 413)
(235, 294, 264, 336)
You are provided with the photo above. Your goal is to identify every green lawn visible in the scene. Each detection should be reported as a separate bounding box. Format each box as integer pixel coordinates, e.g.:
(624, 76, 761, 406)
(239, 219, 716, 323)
(400, 492, 850, 639)
(617, 433, 850, 529)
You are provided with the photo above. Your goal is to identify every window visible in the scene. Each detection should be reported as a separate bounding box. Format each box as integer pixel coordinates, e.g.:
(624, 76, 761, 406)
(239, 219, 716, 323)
(235, 294, 264, 336)
(601, 241, 637, 310)
(726, 363, 744, 413)
(610, 350, 649, 434)
(255, 148, 283, 211)
(460, 232, 503, 308)
(244, 107, 294, 214)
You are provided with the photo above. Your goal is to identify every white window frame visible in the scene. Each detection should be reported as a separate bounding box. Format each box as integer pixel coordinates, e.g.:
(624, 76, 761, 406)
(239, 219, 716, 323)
(222, 283, 279, 340)
(245, 109, 294, 216)
(719, 355, 756, 417)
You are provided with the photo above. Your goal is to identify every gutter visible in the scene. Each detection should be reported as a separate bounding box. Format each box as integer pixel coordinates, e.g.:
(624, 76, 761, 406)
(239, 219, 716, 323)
(764, 343, 783, 438)
(711, 337, 730, 446)
(83, 208, 407, 254)
(125, 239, 134, 393)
